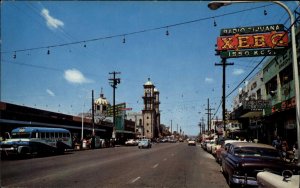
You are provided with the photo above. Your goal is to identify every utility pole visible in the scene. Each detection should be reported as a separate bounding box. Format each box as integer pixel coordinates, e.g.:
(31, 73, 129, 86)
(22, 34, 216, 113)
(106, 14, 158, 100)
(92, 90, 95, 136)
(205, 98, 214, 132)
(171, 120, 172, 134)
(215, 58, 233, 137)
(109, 71, 121, 141)
(201, 117, 205, 133)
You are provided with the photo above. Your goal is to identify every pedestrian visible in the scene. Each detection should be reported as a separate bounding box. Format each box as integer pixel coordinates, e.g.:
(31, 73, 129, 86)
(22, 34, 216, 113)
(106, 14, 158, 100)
(281, 139, 289, 160)
(292, 142, 298, 162)
(272, 136, 281, 150)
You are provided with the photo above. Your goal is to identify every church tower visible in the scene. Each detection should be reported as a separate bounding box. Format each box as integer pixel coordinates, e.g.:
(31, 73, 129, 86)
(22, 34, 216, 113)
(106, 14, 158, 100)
(142, 78, 160, 139)
(142, 78, 156, 139)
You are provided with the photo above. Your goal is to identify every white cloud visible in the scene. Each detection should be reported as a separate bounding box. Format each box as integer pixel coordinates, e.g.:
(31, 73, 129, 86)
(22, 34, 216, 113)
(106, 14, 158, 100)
(41, 8, 64, 30)
(64, 69, 93, 84)
(205, 77, 214, 83)
(233, 68, 245, 75)
(46, 89, 55, 97)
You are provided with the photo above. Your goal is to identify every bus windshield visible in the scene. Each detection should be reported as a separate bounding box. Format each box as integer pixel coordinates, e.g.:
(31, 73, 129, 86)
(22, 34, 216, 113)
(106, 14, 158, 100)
(11, 132, 31, 139)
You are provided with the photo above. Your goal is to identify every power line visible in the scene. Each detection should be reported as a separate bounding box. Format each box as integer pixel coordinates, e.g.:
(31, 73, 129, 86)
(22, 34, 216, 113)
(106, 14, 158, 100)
(1, 4, 274, 54)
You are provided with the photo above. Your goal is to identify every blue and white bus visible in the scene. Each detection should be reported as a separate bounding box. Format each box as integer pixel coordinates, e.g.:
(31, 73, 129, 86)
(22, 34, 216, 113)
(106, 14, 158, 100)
(0, 127, 72, 157)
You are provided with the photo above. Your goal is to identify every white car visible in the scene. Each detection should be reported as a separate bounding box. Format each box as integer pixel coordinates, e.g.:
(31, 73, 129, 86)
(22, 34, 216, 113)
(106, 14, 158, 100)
(257, 170, 299, 188)
(125, 139, 138, 146)
(206, 140, 215, 153)
(138, 139, 151, 148)
(188, 140, 196, 146)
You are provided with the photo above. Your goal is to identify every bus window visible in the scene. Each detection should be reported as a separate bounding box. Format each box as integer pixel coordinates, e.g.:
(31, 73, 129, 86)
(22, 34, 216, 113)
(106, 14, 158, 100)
(11, 132, 30, 139)
(46, 132, 50, 138)
(41, 132, 45, 138)
(50, 132, 54, 139)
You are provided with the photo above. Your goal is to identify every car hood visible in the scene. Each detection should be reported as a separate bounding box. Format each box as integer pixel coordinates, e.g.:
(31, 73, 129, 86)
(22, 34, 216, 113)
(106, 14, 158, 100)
(0, 139, 30, 146)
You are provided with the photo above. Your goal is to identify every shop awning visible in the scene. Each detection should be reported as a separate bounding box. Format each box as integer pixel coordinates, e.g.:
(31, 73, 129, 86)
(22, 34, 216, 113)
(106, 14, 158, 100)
(115, 130, 136, 134)
(240, 111, 263, 118)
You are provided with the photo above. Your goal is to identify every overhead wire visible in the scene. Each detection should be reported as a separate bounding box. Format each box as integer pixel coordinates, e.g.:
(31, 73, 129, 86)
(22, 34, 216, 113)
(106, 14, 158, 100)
(1, 3, 275, 54)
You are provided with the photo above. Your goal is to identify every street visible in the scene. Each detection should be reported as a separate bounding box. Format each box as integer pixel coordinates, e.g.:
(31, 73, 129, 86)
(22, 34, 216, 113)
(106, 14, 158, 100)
(1, 143, 229, 188)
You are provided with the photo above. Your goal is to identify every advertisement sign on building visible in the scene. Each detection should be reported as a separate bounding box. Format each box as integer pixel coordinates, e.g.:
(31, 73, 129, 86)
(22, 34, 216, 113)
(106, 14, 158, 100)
(217, 31, 288, 51)
(216, 24, 288, 58)
(243, 100, 271, 111)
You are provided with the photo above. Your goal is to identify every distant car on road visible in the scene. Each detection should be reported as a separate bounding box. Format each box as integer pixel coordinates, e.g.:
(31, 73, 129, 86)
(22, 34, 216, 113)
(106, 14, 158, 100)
(188, 139, 196, 146)
(138, 139, 151, 149)
(125, 139, 138, 146)
(221, 142, 295, 187)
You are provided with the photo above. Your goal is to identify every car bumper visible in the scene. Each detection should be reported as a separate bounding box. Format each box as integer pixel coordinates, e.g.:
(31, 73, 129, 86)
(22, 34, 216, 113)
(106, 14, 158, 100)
(1, 147, 19, 155)
(232, 175, 257, 186)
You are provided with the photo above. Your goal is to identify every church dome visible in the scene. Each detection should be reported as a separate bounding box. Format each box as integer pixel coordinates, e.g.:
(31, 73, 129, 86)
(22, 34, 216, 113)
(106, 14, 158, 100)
(95, 94, 110, 105)
(144, 78, 153, 86)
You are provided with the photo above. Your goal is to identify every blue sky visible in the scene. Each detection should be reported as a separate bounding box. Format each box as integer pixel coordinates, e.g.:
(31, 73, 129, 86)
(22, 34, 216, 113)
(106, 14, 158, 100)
(1, 1, 299, 135)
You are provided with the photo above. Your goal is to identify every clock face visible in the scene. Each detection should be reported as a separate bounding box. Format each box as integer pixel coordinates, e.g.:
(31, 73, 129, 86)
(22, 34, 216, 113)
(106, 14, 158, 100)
(145, 88, 151, 93)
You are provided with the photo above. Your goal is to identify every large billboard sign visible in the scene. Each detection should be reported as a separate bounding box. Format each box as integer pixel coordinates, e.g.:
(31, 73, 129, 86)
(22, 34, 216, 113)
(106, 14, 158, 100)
(217, 32, 288, 51)
(216, 24, 288, 58)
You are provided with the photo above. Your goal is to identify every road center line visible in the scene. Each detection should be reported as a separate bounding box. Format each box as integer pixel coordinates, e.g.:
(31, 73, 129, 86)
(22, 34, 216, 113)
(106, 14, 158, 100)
(131, 176, 141, 183)
(152, 163, 159, 168)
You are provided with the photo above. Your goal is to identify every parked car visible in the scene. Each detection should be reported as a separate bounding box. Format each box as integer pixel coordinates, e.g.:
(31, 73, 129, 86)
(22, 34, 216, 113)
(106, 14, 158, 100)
(188, 139, 196, 146)
(125, 139, 138, 146)
(211, 138, 221, 156)
(138, 139, 151, 149)
(202, 140, 210, 150)
(206, 139, 215, 153)
(257, 170, 299, 188)
(221, 142, 295, 187)
(215, 139, 241, 164)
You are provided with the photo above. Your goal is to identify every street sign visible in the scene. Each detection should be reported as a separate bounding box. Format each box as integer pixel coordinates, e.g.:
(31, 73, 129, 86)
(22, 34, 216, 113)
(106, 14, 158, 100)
(106, 103, 126, 117)
(120, 108, 132, 111)
(220, 24, 285, 36)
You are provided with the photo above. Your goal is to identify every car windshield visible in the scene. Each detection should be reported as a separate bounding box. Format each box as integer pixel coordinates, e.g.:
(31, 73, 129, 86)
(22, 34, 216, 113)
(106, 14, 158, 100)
(234, 147, 280, 158)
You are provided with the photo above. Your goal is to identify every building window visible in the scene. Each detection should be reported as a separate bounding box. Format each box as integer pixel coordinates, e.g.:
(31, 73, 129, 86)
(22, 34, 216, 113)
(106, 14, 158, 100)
(265, 76, 277, 96)
(256, 89, 261, 100)
(280, 64, 293, 85)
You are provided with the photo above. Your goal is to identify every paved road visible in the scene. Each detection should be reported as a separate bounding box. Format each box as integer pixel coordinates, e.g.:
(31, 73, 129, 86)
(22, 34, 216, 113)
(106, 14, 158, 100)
(1, 143, 229, 188)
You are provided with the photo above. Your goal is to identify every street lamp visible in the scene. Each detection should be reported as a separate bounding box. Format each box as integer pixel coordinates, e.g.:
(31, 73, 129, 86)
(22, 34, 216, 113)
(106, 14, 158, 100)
(208, 0, 300, 166)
